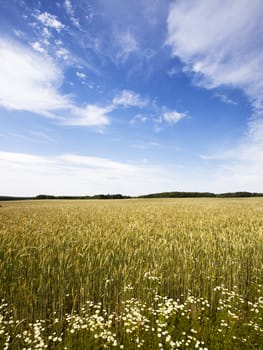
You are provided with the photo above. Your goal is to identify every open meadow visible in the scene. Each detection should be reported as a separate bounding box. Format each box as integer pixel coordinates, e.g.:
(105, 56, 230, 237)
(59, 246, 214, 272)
(0, 198, 262, 349)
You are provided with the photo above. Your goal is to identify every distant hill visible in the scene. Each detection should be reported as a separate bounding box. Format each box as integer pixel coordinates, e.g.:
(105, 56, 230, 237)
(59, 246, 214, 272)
(0, 194, 131, 201)
(1, 191, 263, 201)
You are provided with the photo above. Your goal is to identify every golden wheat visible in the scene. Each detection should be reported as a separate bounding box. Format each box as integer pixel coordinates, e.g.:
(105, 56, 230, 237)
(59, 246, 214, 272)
(0, 198, 262, 349)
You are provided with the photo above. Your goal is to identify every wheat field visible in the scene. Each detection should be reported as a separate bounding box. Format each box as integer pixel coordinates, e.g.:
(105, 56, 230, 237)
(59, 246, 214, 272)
(0, 198, 262, 349)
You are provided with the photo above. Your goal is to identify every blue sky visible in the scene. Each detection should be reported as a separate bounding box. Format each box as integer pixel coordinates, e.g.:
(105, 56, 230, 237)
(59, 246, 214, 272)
(0, 0, 263, 196)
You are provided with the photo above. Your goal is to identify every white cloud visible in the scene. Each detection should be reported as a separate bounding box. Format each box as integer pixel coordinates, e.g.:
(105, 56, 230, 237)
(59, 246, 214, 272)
(66, 105, 111, 126)
(0, 39, 70, 115)
(35, 11, 65, 31)
(0, 38, 110, 127)
(31, 41, 46, 53)
(162, 110, 186, 124)
(76, 71, 87, 79)
(113, 90, 148, 108)
(0, 151, 179, 196)
(56, 47, 69, 60)
(166, 0, 263, 113)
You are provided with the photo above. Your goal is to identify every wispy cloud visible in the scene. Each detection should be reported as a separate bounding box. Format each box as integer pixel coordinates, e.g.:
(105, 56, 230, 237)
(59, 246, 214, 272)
(92, 0, 169, 62)
(167, 66, 180, 77)
(30, 10, 101, 73)
(130, 141, 162, 149)
(130, 114, 148, 125)
(214, 93, 237, 105)
(112, 89, 187, 128)
(162, 110, 186, 124)
(113, 90, 148, 108)
(0, 129, 54, 144)
(76, 71, 87, 79)
(13, 29, 25, 38)
(58, 154, 134, 171)
(31, 41, 46, 53)
(64, 0, 81, 29)
(151, 107, 187, 128)
(34, 11, 65, 31)
(115, 31, 139, 61)
(65, 105, 111, 127)
(55, 47, 69, 60)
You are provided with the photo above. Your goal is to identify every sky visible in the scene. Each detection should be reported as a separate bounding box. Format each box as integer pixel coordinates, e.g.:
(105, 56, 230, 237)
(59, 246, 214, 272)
(0, 0, 263, 196)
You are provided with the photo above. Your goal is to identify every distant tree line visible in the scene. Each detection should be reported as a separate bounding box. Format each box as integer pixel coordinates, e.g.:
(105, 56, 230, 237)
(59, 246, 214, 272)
(1, 191, 263, 201)
(0, 196, 31, 201)
(139, 192, 216, 198)
(138, 191, 263, 198)
(34, 194, 131, 200)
